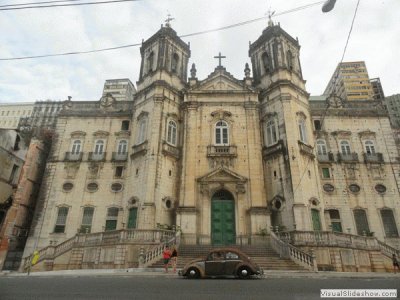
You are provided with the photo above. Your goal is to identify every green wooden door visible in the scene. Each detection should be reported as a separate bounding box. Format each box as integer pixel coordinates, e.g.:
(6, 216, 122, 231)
(311, 209, 322, 231)
(127, 208, 138, 229)
(211, 199, 235, 245)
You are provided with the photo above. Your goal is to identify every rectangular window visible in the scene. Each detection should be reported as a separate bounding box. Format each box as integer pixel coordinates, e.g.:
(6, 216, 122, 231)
(314, 120, 321, 130)
(121, 120, 130, 131)
(54, 207, 69, 233)
(9, 164, 19, 184)
(80, 207, 94, 233)
(215, 129, 221, 144)
(322, 168, 330, 179)
(115, 166, 124, 178)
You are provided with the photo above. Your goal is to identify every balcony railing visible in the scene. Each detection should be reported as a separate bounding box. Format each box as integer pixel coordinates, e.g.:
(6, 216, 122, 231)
(112, 152, 128, 161)
(162, 141, 180, 159)
(262, 140, 285, 160)
(131, 140, 148, 159)
(317, 152, 334, 163)
(88, 152, 106, 161)
(363, 152, 384, 163)
(64, 152, 83, 161)
(337, 152, 358, 163)
(207, 145, 237, 157)
(298, 140, 315, 159)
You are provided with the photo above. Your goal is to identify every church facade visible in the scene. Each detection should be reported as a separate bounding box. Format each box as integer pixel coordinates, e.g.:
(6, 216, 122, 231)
(23, 21, 400, 258)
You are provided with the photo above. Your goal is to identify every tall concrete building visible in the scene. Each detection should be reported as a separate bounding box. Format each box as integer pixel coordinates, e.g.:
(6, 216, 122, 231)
(324, 61, 374, 101)
(370, 77, 385, 102)
(102, 79, 136, 102)
(22, 21, 400, 273)
(385, 94, 400, 128)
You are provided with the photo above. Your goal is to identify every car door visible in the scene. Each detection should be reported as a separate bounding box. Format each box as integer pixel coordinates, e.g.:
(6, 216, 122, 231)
(224, 251, 241, 275)
(205, 251, 225, 276)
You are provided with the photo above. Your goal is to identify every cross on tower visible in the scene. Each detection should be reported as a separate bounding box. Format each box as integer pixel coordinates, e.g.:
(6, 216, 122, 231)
(165, 13, 174, 27)
(267, 7, 275, 26)
(214, 52, 226, 67)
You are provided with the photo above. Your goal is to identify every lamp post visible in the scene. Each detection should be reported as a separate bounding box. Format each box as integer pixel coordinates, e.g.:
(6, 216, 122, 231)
(322, 0, 337, 12)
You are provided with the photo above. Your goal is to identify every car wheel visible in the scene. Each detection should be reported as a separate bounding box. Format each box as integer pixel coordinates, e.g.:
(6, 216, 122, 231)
(186, 267, 200, 279)
(237, 266, 251, 279)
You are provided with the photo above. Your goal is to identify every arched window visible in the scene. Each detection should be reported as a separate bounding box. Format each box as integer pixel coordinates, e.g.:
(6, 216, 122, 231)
(167, 120, 177, 145)
(340, 140, 351, 154)
(171, 53, 179, 73)
(71, 140, 81, 154)
(262, 52, 271, 73)
(105, 207, 119, 231)
(117, 140, 128, 154)
(94, 140, 104, 154)
(316, 140, 327, 155)
(298, 119, 307, 143)
(287, 49, 293, 70)
(265, 119, 278, 146)
(136, 119, 147, 145)
(364, 140, 376, 155)
(147, 51, 154, 73)
(215, 121, 229, 145)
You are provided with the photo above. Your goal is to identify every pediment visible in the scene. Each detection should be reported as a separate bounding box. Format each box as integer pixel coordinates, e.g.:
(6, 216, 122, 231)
(191, 67, 253, 92)
(197, 167, 247, 183)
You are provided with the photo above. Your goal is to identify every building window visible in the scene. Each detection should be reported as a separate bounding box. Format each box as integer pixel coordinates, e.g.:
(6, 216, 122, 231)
(111, 182, 123, 192)
(117, 140, 128, 154)
(265, 119, 278, 146)
(105, 207, 119, 231)
(9, 164, 19, 184)
(321, 167, 331, 179)
(380, 209, 399, 237)
(147, 51, 154, 73)
(262, 52, 271, 73)
(314, 120, 322, 131)
(115, 166, 124, 178)
(340, 140, 351, 154)
(316, 140, 327, 155)
(121, 120, 130, 131)
(87, 182, 99, 192)
(94, 140, 104, 154)
(353, 209, 370, 236)
(54, 207, 69, 233)
(62, 182, 74, 192)
(287, 49, 293, 70)
(215, 121, 229, 145)
(364, 140, 376, 155)
(348, 184, 360, 194)
(80, 207, 94, 233)
(171, 53, 179, 73)
(71, 140, 82, 154)
(136, 119, 147, 145)
(298, 119, 307, 143)
(323, 184, 335, 193)
(375, 184, 386, 194)
(167, 120, 177, 146)
(328, 209, 342, 232)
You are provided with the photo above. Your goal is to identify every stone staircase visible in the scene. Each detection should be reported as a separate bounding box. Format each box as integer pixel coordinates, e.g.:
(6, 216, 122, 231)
(148, 244, 307, 271)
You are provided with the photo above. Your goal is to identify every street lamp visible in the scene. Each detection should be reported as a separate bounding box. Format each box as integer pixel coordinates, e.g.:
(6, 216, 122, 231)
(322, 0, 337, 12)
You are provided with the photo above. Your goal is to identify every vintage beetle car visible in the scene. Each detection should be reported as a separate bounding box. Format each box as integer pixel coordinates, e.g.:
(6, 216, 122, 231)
(179, 248, 263, 279)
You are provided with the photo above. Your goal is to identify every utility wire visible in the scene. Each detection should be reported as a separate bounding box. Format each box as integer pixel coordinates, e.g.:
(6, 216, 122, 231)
(0, 1, 324, 61)
(0, 0, 141, 11)
(292, 0, 361, 196)
(0, 0, 83, 8)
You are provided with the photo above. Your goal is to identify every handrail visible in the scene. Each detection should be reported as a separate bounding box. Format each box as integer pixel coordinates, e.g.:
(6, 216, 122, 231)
(22, 229, 176, 271)
(270, 231, 318, 272)
(141, 230, 181, 268)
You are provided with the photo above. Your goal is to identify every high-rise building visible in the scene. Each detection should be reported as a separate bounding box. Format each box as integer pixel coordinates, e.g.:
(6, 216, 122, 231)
(102, 79, 136, 102)
(370, 77, 385, 101)
(385, 94, 400, 128)
(323, 61, 374, 101)
(0, 103, 33, 129)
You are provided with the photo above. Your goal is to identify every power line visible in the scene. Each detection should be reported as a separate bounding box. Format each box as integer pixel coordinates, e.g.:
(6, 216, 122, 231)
(0, 0, 141, 11)
(0, 0, 83, 8)
(0, 1, 325, 61)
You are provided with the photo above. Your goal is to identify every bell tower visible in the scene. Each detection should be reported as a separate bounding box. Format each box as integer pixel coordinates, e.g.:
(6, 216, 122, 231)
(137, 20, 190, 92)
(249, 20, 324, 232)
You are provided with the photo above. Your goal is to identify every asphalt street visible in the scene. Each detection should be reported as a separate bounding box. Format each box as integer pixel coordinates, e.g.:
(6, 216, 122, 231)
(0, 275, 399, 300)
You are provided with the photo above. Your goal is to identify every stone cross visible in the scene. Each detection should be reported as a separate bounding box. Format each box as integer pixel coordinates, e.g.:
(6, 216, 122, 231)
(214, 52, 226, 67)
(165, 13, 174, 27)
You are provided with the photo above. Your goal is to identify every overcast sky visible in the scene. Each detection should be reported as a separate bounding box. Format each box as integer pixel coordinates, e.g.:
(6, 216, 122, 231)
(0, 0, 399, 103)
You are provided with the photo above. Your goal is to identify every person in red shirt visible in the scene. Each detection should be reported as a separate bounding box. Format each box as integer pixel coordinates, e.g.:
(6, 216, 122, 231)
(162, 245, 172, 273)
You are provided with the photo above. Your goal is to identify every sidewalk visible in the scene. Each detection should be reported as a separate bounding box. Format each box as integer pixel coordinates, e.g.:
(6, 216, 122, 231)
(1, 268, 400, 279)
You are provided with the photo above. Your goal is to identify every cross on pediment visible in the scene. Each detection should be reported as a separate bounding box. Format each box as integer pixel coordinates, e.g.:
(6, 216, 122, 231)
(214, 52, 226, 67)
(165, 13, 174, 27)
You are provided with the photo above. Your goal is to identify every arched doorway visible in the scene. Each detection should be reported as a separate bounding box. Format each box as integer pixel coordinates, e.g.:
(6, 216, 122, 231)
(211, 189, 235, 245)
